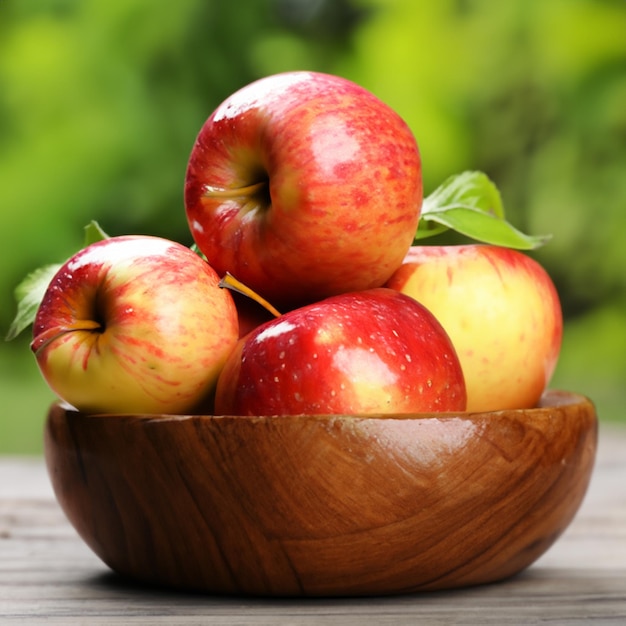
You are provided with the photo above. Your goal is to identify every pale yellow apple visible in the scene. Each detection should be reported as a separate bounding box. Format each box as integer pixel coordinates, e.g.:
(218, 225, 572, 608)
(386, 245, 563, 412)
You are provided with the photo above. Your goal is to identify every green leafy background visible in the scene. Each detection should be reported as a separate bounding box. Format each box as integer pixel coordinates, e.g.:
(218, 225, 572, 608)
(1, 0, 625, 453)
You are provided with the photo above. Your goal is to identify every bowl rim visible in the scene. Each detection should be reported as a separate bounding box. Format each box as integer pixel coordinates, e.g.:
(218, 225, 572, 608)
(50, 388, 593, 423)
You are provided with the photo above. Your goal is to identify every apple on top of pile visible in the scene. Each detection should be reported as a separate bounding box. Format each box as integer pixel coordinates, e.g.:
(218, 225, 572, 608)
(13, 72, 562, 418)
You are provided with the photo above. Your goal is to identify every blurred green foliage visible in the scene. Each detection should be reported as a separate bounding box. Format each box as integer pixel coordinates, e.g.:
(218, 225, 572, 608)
(1, 0, 625, 453)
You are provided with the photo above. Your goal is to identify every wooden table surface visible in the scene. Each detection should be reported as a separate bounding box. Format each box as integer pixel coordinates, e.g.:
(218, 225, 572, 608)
(1, 425, 625, 625)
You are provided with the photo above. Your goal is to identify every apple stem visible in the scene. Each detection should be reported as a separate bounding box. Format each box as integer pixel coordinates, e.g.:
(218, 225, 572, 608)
(202, 182, 267, 199)
(218, 273, 281, 318)
(31, 320, 103, 355)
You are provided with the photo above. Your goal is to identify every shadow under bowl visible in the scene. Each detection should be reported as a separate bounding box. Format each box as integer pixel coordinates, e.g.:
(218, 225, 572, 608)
(44, 389, 597, 596)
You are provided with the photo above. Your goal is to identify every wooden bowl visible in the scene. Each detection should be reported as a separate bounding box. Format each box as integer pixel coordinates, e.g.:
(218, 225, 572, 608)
(44, 389, 597, 596)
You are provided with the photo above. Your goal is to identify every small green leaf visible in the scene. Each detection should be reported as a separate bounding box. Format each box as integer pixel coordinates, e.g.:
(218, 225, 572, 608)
(416, 170, 551, 249)
(6, 220, 109, 341)
(413, 220, 449, 241)
(5, 263, 62, 341)
(83, 220, 110, 246)
(190, 242, 207, 260)
(420, 206, 551, 249)
(423, 171, 505, 220)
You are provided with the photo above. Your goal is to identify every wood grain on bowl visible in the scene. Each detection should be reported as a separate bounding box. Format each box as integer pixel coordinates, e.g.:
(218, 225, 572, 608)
(44, 390, 597, 596)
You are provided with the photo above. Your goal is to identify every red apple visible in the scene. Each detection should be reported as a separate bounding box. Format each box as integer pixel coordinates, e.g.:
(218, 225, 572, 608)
(386, 245, 563, 412)
(184, 71, 422, 310)
(214, 288, 466, 416)
(31, 235, 239, 415)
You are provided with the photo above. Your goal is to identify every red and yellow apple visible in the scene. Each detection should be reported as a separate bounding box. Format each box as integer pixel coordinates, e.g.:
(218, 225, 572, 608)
(215, 288, 466, 416)
(184, 71, 422, 310)
(31, 235, 239, 415)
(386, 245, 563, 412)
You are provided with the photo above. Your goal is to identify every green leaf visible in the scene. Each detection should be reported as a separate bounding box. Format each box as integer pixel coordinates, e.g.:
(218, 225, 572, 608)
(83, 220, 110, 245)
(190, 242, 207, 260)
(420, 206, 551, 249)
(5, 221, 109, 342)
(416, 170, 551, 249)
(5, 263, 62, 341)
(412, 219, 449, 241)
(423, 171, 505, 219)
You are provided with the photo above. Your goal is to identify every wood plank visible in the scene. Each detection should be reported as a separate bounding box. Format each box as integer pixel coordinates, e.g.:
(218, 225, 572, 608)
(1, 425, 625, 624)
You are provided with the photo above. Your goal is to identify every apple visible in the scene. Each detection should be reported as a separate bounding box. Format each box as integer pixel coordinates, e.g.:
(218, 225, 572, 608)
(31, 235, 239, 415)
(385, 245, 563, 412)
(184, 71, 422, 310)
(214, 288, 466, 416)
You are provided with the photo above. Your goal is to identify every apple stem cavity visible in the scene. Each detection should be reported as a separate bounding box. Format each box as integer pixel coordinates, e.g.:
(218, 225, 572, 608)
(218, 272, 281, 318)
